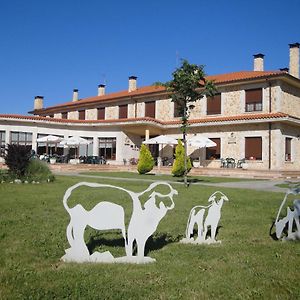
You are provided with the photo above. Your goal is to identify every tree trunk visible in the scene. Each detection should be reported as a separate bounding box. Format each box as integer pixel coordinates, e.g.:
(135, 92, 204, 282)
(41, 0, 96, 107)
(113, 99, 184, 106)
(183, 105, 188, 187)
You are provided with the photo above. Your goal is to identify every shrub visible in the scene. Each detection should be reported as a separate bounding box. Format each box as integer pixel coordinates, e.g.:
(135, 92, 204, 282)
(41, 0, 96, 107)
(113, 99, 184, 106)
(172, 140, 192, 177)
(137, 144, 154, 174)
(25, 159, 55, 182)
(4, 144, 31, 178)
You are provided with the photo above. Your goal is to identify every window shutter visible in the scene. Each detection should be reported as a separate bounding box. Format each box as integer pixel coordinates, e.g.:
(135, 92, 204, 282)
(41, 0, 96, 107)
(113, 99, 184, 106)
(119, 104, 128, 119)
(79, 110, 85, 120)
(245, 89, 262, 104)
(97, 107, 105, 120)
(145, 101, 156, 118)
(207, 94, 221, 115)
(245, 137, 262, 160)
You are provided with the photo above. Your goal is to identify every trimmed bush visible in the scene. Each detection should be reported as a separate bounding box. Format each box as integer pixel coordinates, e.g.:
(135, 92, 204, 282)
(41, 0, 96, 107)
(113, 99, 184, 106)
(4, 144, 31, 178)
(172, 140, 192, 177)
(25, 159, 55, 182)
(137, 144, 154, 174)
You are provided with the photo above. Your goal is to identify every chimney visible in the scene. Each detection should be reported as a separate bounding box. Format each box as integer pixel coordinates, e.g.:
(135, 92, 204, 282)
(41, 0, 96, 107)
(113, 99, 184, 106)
(34, 96, 44, 110)
(289, 43, 300, 78)
(72, 89, 79, 102)
(280, 67, 289, 73)
(98, 84, 106, 96)
(253, 53, 264, 71)
(128, 76, 137, 92)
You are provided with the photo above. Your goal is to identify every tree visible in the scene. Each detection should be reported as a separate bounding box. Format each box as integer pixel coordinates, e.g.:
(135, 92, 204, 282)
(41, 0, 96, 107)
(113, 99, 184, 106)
(137, 144, 155, 174)
(4, 144, 31, 178)
(172, 139, 192, 177)
(162, 59, 216, 186)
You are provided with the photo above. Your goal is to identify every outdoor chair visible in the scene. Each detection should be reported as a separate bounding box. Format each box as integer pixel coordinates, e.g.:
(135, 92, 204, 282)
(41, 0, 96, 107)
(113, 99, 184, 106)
(226, 158, 236, 168)
(220, 158, 227, 168)
(236, 158, 246, 168)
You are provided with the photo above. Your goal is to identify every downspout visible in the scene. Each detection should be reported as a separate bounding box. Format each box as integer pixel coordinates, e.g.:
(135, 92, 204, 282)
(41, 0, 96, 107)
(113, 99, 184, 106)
(267, 80, 272, 170)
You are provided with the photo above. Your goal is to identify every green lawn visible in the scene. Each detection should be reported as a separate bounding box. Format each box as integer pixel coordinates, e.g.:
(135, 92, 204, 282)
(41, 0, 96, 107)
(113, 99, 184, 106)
(0, 175, 299, 299)
(79, 171, 259, 183)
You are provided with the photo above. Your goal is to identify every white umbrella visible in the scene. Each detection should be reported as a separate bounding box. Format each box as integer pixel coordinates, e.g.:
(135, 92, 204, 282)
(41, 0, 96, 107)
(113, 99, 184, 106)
(187, 135, 216, 148)
(36, 135, 63, 143)
(143, 135, 178, 145)
(187, 135, 216, 167)
(143, 135, 178, 168)
(36, 135, 63, 156)
(60, 136, 91, 146)
(60, 136, 91, 158)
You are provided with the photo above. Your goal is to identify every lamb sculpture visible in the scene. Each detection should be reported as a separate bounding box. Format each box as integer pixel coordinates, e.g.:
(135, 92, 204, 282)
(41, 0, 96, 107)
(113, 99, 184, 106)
(181, 191, 229, 244)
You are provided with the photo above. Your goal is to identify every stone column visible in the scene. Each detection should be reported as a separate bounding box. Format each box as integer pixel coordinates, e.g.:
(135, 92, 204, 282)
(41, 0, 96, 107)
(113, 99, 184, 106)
(145, 129, 150, 141)
(31, 132, 37, 152)
(5, 129, 10, 145)
(93, 136, 99, 156)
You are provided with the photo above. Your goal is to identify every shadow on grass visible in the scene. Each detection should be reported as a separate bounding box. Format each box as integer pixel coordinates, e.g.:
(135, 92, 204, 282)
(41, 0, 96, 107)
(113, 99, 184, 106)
(86, 236, 126, 254)
(176, 178, 205, 184)
(86, 232, 176, 256)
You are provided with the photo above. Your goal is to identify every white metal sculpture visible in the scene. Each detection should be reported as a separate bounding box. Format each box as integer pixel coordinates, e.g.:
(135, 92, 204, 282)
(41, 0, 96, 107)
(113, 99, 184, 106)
(180, 191, 229, 244)
(274, 187, 300, 241)
(61, 181, 177, 264)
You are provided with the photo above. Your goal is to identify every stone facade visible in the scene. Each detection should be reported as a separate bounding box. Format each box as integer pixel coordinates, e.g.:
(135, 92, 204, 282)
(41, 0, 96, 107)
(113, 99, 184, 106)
(68, 111, 79, 120)
(105, 106, 118, 119)
(280, 82, 300, 117)
(86, 108, 97, 120)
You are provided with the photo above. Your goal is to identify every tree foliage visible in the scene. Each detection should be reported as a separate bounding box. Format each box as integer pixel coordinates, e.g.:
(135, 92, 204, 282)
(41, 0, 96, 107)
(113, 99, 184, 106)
(172, 140, 192, 177)
(137, 144, 155, 174)
(4, 144, 31, 178)
(159, 59, 216, 185)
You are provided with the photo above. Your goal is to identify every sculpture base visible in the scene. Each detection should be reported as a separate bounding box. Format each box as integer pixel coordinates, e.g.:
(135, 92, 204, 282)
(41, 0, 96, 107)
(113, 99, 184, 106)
(180, 237, 222, 245)
(61, 249, 156, 264)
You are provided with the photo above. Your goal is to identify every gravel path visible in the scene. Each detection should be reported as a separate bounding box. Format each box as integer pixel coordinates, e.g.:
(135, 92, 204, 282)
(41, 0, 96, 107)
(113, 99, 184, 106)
(54, 171, 296, 193)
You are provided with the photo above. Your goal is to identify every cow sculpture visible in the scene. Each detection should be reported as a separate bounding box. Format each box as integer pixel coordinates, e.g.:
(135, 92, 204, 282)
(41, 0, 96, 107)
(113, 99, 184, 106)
(181, 191, 229, 244)
(274, 187, 300, 241)
(61, 181, 177, 263)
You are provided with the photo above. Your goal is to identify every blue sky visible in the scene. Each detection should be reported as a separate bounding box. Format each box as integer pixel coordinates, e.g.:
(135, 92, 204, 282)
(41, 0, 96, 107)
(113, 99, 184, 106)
(0, 0, 299, 114)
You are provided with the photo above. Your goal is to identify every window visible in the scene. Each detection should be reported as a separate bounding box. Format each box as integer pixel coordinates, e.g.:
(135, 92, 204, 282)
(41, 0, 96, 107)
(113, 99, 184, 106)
(206, 138, 221, 159)
(174, 102, 181, 118)
(285, 137, 292, 161)
(0, 131, 5, 157)
(145, 101, 156, 118)
(79, 110, 85, 120)
(62, 112, 68, 119)
(207, 94, 221, 115)
(119, 104, 128, 119)
(10, 131, 32, 151)
(99, 137, 116, 160)
(245, 137, 262, 160)
(97, 107, 105, 120)
(245, 89, 262, 112)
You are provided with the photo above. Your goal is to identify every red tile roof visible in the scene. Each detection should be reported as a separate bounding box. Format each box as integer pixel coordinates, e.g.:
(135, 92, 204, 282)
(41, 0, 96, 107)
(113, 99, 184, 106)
(39, 85, 167, 111)
(0, 112, 294, 127)
(206, 70, 285, 84)
(33, 70, 290, 114)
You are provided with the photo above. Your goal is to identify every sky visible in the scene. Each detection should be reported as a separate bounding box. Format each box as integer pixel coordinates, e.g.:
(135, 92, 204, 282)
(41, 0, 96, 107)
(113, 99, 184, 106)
(0, 0, 299, 115)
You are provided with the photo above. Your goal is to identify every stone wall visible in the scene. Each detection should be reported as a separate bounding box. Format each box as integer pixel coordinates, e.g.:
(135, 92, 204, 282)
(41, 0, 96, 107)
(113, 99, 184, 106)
(280, 82, 300, 118)
(86, 108, 97, 120)
(156, 98, 173, 120)
(54, 113, 62, 118)
(105, 106, 118, 119)
(68, 111, 79, 120)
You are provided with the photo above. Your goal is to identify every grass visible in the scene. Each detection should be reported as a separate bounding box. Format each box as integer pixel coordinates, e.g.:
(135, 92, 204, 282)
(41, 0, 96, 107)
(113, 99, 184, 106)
(0, 175, 299, 299)
(79, 171, 259, 184)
